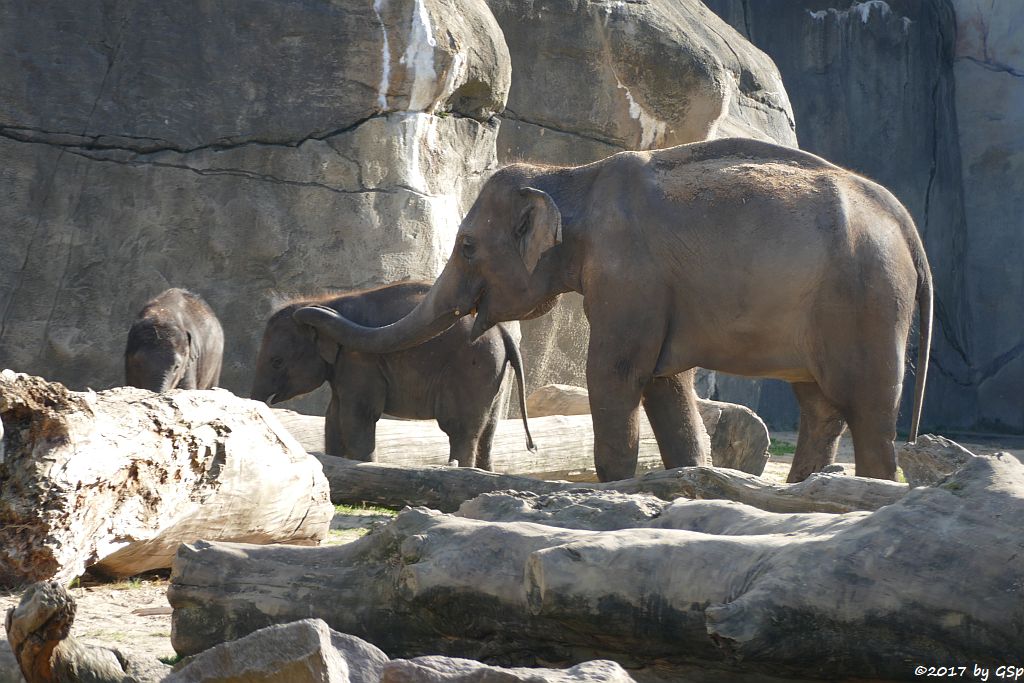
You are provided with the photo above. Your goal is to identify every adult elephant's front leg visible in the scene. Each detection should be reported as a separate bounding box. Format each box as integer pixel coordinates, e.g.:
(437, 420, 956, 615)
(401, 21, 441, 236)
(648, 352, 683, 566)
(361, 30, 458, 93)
(586, 340, 654, 483)
(642, 370, 710, 469)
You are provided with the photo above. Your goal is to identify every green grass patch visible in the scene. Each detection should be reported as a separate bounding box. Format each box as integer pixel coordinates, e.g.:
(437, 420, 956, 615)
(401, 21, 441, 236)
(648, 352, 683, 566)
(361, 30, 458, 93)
(768, 438, 796, 456)
(159, 654, 182, 666)
(334, 503, 398, 517)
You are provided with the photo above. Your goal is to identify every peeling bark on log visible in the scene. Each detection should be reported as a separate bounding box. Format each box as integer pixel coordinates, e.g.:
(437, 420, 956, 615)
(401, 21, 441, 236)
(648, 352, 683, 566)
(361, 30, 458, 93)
(167, 454, 1024, 680)
(316, 453, 907, 513)
(0, 372, 333, 588)
(274, 394, 770, 480)
(4, 581, 169, 682)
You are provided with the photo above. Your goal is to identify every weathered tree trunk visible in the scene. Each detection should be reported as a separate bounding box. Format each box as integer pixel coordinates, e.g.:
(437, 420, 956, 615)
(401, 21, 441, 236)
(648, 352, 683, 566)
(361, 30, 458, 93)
(273, 392, 770, 480)
(0, 372, 333, 588)
(315, 454, 907, 513)
(4, 581, 170, 682)
(167, 453, 1024, 680)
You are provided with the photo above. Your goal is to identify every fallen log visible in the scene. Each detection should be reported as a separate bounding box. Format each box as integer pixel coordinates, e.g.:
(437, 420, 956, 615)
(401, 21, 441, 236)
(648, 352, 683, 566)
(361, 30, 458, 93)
(0, 371, 332, 588)
(4, 581, 170, 682)
(167, 453, 1024, 680)
(316, 454, 907, 513)
(274, 394, 770, 480)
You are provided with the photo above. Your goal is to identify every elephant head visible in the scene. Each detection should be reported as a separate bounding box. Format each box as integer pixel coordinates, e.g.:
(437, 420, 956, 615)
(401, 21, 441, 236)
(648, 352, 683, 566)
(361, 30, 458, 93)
(294, 168, 566, 352)
(251, 303, 339, 404)
(124, 320, 192, 392)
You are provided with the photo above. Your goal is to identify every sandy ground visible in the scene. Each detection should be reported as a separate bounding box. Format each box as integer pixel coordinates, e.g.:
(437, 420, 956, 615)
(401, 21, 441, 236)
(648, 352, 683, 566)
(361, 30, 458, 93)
(0, 507, 396, 681)
(3, 433, 1021, 680)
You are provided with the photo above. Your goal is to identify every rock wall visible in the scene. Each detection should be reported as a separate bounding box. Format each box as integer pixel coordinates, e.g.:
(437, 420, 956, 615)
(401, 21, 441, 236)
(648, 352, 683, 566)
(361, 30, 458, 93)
(0, 0, 797, 418)
(0, 0, 509, 409)
(703, 0, 984, 430)
(948, 0, 1024, 431)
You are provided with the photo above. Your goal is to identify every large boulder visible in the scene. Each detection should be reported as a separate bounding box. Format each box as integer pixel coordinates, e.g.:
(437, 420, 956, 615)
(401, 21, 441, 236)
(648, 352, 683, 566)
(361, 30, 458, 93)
(488, 0, 796, 166)
(165, 618, 390, 683)
(0, 0, 509, 411)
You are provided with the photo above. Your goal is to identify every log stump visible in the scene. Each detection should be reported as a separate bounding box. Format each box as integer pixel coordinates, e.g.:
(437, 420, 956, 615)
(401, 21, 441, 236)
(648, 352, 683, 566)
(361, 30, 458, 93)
(4, 581, 170, 682)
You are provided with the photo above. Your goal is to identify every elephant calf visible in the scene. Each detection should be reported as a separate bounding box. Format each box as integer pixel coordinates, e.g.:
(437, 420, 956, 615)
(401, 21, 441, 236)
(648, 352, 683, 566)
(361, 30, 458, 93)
(251, 281, 534, 468)
(125, 288, 224, 392)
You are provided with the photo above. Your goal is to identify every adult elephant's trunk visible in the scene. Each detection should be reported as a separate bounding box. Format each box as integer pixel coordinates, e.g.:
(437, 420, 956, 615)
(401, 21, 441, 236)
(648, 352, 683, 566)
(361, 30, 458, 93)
(294, 259, 475, 354)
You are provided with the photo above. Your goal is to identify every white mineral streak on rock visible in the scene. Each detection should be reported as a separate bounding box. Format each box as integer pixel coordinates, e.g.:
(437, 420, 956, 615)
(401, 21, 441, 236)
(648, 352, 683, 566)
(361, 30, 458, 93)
(401, 112, 436, 191)
(402, 0, 438, 111)
(423, 193, 462, 276)
(373, 0, 391, 110)
(852, 0, 891, 22)
(808, 1, 911, 32)
(615, 76, 666, 149)
(602, 0, 626, 25)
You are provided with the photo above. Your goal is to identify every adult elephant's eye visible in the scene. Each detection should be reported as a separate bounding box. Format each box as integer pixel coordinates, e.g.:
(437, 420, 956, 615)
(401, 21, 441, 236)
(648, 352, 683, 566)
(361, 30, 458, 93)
(271, 357, 284, 370)
(461, 237, 476, 260)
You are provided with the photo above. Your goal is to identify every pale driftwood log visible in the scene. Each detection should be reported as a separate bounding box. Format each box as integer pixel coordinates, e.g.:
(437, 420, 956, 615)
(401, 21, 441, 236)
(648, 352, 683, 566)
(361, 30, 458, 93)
(274, 396, 769, 481)
(4, 581, 170, 683)
(316, 454, 906, 513)
(167, 454, 1024, 680)
(0, 372, 333, 587)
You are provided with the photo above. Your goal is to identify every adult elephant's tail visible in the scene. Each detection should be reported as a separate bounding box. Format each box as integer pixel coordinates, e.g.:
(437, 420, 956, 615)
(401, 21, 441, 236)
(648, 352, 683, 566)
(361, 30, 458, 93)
(908, 252, 933, 443)
(498, 324, 537, 453)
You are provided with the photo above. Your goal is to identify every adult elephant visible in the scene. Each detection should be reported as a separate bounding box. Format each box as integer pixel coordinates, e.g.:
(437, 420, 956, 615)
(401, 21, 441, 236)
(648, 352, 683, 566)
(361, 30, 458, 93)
(296, 138, 933, 483)
(125, 288, 224, 392)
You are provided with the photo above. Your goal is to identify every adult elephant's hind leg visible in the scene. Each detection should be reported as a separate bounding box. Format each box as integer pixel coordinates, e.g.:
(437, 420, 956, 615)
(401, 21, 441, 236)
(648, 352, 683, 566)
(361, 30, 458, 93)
(642, 370, 710, 469)
(845, 383, 901, 481)
(787, 381, 847, 483)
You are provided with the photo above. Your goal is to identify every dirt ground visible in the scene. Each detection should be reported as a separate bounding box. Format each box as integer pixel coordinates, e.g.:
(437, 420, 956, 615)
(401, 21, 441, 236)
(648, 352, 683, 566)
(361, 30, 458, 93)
(3, 433, 1022, 680)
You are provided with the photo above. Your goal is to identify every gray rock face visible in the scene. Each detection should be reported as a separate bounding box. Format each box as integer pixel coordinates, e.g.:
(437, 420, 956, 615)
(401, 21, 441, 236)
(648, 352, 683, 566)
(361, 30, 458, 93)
(948, 0, 1024, 431)
(0, 0, 508, 407)
(702, 0, 1022, 433)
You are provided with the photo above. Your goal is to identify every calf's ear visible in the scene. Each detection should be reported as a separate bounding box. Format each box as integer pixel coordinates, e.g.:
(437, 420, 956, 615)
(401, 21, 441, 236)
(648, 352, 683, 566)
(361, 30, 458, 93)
(312, 328, 340, 365)
(516, 187, 562, 274)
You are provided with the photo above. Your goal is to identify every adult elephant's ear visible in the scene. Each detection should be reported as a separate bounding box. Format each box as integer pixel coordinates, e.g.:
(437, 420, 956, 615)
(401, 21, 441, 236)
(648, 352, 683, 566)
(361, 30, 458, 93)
(517, 187, 562, 274)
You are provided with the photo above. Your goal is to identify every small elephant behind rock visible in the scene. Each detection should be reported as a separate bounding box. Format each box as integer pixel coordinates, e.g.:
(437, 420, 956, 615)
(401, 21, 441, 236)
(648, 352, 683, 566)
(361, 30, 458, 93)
(124, 288, 224, 392)
(251, 281, 534, 468)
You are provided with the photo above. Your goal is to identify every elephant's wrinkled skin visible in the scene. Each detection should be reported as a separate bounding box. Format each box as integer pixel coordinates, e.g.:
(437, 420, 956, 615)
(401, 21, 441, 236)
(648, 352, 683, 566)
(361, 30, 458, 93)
(295, 138, 933, 482)
(124, 288, 224, 392)
(252, 282, 534, 467)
